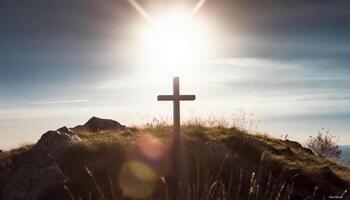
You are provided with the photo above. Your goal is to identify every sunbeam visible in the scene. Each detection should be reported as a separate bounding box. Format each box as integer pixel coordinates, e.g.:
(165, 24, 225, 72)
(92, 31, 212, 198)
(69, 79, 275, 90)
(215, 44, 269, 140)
(192, 0, 209, 16)
(126, 0, 154, 24)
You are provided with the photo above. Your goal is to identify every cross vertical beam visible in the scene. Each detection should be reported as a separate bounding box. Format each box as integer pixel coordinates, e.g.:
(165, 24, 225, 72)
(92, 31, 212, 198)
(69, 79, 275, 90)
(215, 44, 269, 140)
(157, 77, 196, 198)
(173, 77, 180, 139)
(157, 77, 196, 138)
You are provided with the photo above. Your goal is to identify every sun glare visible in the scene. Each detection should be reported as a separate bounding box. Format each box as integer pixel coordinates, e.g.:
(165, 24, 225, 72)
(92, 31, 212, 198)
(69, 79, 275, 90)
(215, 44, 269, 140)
(141, 10, 209, 76)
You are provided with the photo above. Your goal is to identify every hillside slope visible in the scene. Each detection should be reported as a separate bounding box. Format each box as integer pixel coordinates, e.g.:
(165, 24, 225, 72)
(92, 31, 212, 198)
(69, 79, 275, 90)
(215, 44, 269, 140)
(0, 117, 349, 200)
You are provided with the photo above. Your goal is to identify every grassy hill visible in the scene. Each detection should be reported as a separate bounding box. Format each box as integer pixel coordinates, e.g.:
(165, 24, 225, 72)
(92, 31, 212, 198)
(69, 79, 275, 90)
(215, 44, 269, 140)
(1, 118, 350, 200)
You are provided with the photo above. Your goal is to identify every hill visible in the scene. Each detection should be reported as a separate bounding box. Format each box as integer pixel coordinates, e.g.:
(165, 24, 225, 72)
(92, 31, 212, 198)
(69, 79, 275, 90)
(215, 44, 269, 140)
(0, 117, 350, 200)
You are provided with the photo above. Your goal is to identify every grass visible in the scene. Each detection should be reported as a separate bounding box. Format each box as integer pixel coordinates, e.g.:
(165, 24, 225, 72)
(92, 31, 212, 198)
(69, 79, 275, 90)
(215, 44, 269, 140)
(1, 116, 350, 199)
(0, 143, 33, 169)
(57, 123, 350, 199)
(0, 143, 34, 198)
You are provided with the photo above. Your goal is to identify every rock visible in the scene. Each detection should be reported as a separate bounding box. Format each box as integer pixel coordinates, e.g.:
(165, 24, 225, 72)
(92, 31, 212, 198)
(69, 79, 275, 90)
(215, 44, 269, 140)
(2, 154, 67, 200)
(284, 139, 314, 155)
(57, 126, 74, 135)
(279, 146, 294, 156)
(1, 130, 81, 200)
(284, 139, 303, 149)
(72, 116, 126, 133)
(33, 130, 81, 157)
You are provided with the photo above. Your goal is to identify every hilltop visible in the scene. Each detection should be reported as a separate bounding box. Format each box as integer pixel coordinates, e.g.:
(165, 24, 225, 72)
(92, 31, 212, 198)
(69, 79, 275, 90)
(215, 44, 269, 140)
(0, 117, 350, 200)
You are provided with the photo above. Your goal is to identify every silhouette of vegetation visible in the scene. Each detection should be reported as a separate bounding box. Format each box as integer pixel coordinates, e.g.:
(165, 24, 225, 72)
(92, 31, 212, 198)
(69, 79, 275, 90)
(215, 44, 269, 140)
(306, 128, 342, 160)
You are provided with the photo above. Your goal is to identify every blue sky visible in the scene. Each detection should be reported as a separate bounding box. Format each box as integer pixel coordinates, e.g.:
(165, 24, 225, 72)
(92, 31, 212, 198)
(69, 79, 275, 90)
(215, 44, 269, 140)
(0, 0, 350, 149)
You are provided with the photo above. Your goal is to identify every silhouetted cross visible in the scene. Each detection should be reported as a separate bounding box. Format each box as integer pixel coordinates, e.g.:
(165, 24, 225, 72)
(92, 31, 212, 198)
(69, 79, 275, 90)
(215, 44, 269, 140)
(157, 77, 196, 138)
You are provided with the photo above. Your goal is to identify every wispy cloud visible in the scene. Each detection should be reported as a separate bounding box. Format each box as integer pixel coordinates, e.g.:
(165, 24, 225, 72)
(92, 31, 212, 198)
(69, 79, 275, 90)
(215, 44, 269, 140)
(210, 58, 275, 67)
(28, 99, 89, 105)
(0, 99, 89, 107)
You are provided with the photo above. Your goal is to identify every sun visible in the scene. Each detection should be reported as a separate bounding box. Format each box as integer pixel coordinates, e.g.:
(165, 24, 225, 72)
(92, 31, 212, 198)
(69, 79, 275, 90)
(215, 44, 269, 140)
(140, 10, 209, 76)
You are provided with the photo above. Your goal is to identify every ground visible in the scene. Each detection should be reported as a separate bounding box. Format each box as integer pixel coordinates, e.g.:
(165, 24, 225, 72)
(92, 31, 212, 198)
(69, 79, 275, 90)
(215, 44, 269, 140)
(1, 118, 350, 200)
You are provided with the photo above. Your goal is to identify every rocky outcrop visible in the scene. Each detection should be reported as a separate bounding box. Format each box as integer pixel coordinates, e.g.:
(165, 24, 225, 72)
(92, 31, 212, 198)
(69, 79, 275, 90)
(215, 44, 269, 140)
(33, 129, 80, 157)
(284, 139, 314, 155)
(0, 117, 127, 200)
(57, 126, 75, 135)
(71, 116, 126, 133)
(2, 152, 66, 200)
(1, 128, 81, 200)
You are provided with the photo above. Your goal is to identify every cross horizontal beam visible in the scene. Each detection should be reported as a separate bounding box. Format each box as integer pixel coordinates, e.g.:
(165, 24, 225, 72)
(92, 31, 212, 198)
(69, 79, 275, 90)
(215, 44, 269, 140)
(157, 77, 196, 141)
(157, 95, 196, 101)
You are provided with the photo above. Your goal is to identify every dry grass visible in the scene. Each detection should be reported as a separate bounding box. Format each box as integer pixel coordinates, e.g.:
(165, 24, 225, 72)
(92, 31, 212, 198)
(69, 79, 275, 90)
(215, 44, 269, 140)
(0, 143, 33, 169)
(1, 115, 350, 199)
(56, 121, 350, 199)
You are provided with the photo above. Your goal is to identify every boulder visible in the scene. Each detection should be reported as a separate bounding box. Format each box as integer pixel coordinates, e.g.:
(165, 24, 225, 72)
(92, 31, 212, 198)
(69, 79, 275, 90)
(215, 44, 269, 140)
(1, 130, 81, 200)
(33, 130, 81, 157)
(1, 153, 67, 200)
(57, 126, 74, 135)
(72, 116, 126, 133)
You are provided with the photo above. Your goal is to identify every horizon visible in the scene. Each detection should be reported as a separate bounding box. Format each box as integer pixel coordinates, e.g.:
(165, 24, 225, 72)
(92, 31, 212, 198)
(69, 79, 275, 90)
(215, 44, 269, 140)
(1, 0, 350, 149)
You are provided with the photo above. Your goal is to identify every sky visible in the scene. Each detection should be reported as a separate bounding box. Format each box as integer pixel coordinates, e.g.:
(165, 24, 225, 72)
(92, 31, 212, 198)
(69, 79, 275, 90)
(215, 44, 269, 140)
(0, 0, 350, 149)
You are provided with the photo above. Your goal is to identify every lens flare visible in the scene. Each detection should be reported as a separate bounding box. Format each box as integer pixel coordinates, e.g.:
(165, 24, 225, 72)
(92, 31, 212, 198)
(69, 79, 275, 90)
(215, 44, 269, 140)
(137, 134, 168, 160)
(119, 160, 157, 199)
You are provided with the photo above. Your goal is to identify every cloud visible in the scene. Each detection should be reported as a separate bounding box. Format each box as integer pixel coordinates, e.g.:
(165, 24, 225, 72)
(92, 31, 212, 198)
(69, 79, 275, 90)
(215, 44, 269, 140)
(28, 99, 89, 105)
(0, 99, 89, 107)
(271, 111, 350, 122)
(225, 77, 350, 93)
(210, 57, 279, 68)
(207, 57, 350, 105)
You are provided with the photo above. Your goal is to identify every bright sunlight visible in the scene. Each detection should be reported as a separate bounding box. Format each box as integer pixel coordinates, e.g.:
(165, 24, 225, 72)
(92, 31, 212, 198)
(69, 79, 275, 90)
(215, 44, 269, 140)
(140, 10, 211, 76)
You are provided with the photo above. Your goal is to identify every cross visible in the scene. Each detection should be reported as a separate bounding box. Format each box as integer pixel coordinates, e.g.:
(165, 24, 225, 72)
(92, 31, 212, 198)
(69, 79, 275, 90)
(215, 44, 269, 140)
(157, 77, 196, 138)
